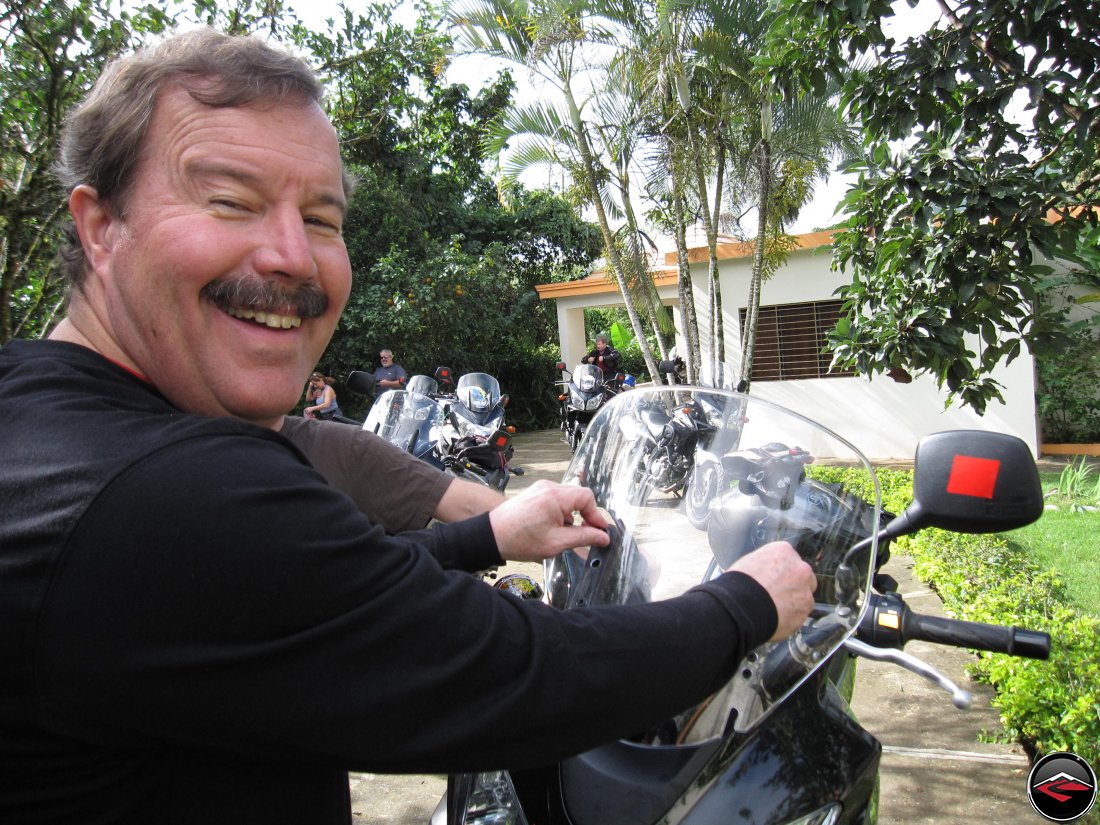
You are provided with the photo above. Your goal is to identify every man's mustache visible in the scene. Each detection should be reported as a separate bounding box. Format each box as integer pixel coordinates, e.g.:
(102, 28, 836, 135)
(201, 276, 329, 320)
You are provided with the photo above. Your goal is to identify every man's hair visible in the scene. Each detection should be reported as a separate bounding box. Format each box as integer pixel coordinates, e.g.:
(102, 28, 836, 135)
(595, 333, 609, 344)
(55, 27, 351, 288)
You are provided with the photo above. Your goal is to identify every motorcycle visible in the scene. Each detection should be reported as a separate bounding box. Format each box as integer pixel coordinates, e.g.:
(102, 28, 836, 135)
(433, 385, 1050, 825)
(619, 367, 725, 511)
(554, 360, 625, 454)
(435, 371, 525, 492)
(364, 368, 523, 492)
(362, 370, 447, 462)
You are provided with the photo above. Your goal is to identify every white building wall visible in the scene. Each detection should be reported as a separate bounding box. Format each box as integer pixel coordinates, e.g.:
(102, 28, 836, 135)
(545, 240, 1040, 462)
(691, 245, 1039, 461)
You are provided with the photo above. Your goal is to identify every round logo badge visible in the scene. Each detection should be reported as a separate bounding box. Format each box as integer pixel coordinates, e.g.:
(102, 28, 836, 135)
(1028, 751, 1097, 822)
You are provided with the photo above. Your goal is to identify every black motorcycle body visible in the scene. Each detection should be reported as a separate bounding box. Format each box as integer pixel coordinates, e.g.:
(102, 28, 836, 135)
(435, 386, 1049, 825)
(621, 392, 723, 508)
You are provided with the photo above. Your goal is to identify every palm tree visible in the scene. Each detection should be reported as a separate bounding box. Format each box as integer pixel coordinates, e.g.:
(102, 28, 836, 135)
(443, 0, 664, 380)
(727, 80, 859, 391)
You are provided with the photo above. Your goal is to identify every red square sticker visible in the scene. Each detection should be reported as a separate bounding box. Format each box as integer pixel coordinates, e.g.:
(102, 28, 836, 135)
(946, 455, 1001, 499)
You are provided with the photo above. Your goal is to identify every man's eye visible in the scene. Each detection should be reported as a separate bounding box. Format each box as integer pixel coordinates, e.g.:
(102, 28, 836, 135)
(306, 216, 342, 233)
(212, 198, 248, 211)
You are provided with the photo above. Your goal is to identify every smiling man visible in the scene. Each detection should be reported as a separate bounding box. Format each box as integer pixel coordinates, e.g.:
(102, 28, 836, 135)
(0, 28, 816, 825)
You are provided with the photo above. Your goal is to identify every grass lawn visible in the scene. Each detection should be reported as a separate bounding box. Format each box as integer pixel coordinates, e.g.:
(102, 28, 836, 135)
(1006, 464, 1100, 617)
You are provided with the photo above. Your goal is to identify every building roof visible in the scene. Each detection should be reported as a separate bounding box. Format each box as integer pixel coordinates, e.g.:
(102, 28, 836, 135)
(535, 229, 837, 301)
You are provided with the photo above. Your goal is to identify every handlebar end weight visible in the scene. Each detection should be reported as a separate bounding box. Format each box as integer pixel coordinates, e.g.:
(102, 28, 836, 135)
(1007, 627, 1051, 660)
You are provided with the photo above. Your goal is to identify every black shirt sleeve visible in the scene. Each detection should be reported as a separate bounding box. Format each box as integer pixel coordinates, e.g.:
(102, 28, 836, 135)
(35, 432, 776, 774)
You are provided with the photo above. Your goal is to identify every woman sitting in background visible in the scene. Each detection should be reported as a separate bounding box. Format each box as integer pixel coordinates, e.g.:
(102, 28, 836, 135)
(303, 372, 341, 420)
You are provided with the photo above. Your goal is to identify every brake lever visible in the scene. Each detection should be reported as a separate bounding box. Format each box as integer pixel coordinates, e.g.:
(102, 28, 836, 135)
(844, 637, 972, 708)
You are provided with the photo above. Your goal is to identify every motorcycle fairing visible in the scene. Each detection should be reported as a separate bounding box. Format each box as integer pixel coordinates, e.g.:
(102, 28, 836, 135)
(551, 387, 881, 738)
(454, 373, 504, 427)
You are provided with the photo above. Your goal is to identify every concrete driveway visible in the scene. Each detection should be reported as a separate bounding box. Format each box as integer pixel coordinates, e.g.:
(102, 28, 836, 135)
(349, 429, 1039, 824)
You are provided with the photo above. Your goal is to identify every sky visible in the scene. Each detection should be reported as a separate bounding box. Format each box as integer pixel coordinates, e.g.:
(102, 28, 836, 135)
(296, 0, 944, 236)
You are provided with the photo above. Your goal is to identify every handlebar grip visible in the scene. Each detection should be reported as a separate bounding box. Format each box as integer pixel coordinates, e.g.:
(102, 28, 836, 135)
(905, 613, 1050, 660)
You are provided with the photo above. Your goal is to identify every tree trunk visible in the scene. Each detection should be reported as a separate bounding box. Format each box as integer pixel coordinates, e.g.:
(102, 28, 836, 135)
(740, 138, 773, 393)
(562, 83, 661, 381)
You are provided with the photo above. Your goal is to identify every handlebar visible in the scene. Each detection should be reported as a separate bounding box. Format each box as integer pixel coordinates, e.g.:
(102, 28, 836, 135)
(857, 591, 1050, 660)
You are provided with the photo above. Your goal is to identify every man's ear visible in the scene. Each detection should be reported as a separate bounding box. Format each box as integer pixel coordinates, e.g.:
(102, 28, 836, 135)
(68, 184, 118, 278)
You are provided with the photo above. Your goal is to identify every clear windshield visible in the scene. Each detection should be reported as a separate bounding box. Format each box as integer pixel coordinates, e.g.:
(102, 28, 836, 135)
(573, 363, 602, 393)
(405, 374, 438, 397)
(546, 386, 881, 737)
(362, 389, 441, 451)
(455, 373, 501, 409)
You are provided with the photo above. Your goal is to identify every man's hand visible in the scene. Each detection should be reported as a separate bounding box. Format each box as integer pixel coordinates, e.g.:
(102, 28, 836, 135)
(489, 480, 610, 563)
(728, 542, 817, 641)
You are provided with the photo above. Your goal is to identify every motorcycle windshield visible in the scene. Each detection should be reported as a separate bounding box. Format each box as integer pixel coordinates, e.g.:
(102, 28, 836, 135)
(573, 363, 602, 393)
(405, 374, 438, 397)
(362, 389, 440, 452)
(454, 373, 503, 427)
(546, 387, 882, 737)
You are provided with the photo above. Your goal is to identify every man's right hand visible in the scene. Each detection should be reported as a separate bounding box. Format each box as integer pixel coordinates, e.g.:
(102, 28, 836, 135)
(727, 542, 817, 641)
(488, 480, 609, 563)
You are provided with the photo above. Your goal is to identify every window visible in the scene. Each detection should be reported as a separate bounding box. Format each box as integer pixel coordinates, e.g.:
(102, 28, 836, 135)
(739, 299, 855, 381)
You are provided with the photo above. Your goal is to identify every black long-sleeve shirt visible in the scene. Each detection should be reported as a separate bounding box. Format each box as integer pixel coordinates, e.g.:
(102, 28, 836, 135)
(0, 339, 776, 824)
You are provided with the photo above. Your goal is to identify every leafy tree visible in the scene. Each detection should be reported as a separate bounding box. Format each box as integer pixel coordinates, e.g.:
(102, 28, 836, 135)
(768, 0, 1100, 413)
(297, 2, 603, 424)
(0, 0, 174, 343)
(447, 0, 667, 381)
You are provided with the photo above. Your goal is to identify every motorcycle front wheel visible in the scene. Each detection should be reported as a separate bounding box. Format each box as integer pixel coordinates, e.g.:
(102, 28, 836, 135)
(685, 462, 718, 529)
(570, 424, 583, 454)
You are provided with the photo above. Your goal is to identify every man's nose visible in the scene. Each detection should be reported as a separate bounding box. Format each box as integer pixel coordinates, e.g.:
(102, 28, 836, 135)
(253, 207, 318, 278)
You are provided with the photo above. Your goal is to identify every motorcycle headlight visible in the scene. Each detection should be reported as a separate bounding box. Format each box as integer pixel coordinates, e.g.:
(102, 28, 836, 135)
(455, 418, 496, 440)
(453, 771, 528, 825)
(585, 396, 603, 411)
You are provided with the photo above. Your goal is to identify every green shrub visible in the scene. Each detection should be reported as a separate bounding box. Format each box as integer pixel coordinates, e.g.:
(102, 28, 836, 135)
(904, 529, 1100, 765)
(1036, 327, 1100, 443)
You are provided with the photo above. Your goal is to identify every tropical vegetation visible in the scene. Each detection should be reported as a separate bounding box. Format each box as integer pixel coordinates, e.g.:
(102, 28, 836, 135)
(3, 0, 1098, 430)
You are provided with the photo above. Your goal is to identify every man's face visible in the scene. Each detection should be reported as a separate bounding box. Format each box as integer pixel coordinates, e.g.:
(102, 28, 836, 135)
(379, 352, 393, 366)
(84, 87, 351, 423)
(596, 340, 607, 351)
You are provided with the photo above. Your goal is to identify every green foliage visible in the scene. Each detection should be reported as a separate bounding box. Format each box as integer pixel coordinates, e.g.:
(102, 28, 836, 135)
(906, 528, 1100, 765)
(326, 177, 600, 427)
(1053, 458, 1100, 505)
(1036, 328, 1100, 443)
(804, 465, 913, 516)
(0, 0, 175, 342)
(769, 0, 1100, 414)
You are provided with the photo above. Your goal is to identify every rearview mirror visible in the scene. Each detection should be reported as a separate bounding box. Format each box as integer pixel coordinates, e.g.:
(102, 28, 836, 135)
(434, 366, 454, 387)
(488, 430, 512, 453)
(345, 370, 375, 396)
(882, 430, 1044, 539)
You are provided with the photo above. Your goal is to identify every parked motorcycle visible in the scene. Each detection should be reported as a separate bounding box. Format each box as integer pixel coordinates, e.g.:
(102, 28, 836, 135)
(619, 379, 725, 510)
(362, 371, 445, 462)
(436, 371, 525, 492)
(433, 386, 1050, 825)
(554, 360, 624, 454)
